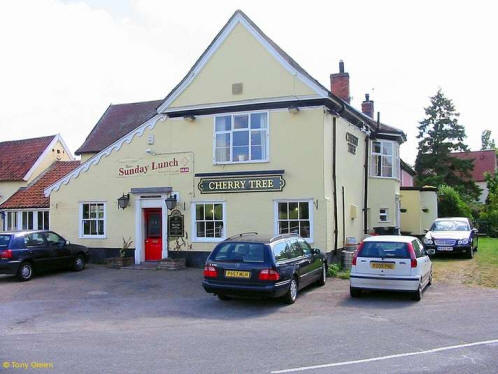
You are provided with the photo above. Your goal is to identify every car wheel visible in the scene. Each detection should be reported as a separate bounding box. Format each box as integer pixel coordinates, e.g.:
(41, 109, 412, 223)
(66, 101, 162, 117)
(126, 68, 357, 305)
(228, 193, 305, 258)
(217, 294, 231, 301)
(466, 247, 474, 259)
(428, 271, 433, 287)
(284, 277, 298, 304)
(17, 262, 34, 282)
(411, 283, 422, 301)
(317, 263, 327, 286)
(350, 286, 361, 298)
(72, 254, 86, 271)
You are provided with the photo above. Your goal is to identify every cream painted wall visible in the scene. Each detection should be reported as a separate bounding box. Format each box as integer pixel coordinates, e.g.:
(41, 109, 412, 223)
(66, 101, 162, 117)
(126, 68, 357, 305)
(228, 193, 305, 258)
(335, 118, 367, 247)
(400, 190, 421, 235)
(368, 178, 400, 229)
(169, 23, 317, 109)
(79, 153, 96, 163)
(49, 108, 328, 252)
(420, 190, 438, 232)
(0, 181, 24, 230)
(27, 140, 71, 183)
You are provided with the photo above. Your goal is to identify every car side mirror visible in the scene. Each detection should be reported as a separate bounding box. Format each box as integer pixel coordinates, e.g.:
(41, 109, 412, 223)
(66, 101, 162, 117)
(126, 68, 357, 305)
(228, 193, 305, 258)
(65, 240, 70, 246)
(424, 229, 428, 233)
(312, 248, 321, 255)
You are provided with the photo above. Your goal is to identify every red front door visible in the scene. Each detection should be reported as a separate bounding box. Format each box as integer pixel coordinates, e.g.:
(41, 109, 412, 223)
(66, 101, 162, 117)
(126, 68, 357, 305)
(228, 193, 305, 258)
(144, 209, 162, 261)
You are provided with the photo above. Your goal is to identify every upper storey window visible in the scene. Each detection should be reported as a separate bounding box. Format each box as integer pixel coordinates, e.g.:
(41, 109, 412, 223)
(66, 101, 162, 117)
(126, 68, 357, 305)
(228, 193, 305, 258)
(371, 140, 400, 179)
(214, 112, 269, 164)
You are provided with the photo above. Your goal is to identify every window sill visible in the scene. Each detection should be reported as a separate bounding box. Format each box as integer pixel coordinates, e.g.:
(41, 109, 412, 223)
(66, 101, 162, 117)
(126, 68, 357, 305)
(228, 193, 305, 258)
(214, 159, 269, 165)
(192, 237, 225, 243)
(79, 235, 107, 239)
(369, 176, 400, 181)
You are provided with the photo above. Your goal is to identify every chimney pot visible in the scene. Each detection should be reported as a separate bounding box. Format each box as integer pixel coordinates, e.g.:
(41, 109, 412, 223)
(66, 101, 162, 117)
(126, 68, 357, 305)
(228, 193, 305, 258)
(361, 93, 374, 118)
(330, 60, 350, 103)
(365, 93, 370, 101)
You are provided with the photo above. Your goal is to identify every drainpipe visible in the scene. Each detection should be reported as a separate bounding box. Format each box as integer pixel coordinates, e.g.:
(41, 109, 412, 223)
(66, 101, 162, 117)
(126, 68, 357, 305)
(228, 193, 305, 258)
(332, 116, 338, 254)
(364, 135, 369, 235)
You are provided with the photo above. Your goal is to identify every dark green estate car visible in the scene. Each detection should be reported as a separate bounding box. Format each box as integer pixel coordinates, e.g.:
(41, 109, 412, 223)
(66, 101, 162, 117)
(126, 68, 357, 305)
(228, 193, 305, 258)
(0, 230, 89, 281)
(202, 233, 327, 304)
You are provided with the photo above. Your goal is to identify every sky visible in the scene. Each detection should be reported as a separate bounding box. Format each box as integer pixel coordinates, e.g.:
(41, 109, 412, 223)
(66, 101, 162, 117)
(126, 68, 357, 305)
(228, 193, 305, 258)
(1, 0, 497, 165)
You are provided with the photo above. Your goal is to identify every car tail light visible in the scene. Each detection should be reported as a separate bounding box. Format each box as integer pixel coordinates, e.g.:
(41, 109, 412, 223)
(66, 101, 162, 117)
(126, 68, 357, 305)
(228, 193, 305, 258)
(203, 265, 218, 278)
(407, 243, 417, 268)
(259, 269, 280, 281)
(352, 242, 364, 266)
(0, 249, 12, 259)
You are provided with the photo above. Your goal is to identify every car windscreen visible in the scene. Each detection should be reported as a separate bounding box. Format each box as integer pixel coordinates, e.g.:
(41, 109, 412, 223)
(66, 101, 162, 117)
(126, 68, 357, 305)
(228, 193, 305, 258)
(359, 242, 410, 259)
(431, 220, 470, 231)
(0, 235, 11, 249)
(211, 242, 268, 263)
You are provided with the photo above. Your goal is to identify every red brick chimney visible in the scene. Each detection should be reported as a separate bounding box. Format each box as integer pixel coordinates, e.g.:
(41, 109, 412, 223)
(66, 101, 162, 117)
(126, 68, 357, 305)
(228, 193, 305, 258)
(330, 60, 350, 103)
(361, 93, 374, 118)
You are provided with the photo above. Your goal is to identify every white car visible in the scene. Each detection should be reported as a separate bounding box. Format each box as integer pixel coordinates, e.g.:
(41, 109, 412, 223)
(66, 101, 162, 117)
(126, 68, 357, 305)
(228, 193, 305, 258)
(350, 235, 432, 301)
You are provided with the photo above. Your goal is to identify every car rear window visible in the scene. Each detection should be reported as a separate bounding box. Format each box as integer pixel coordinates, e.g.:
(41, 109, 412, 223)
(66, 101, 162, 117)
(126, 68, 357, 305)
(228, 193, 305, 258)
(0, 235, 11, 249)
(211, 242, 268, 263)
(359, 242, 410, 259)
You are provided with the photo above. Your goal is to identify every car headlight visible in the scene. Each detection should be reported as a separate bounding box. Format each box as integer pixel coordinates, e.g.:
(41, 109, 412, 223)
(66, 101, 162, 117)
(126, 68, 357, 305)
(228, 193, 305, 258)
(458, 238, 469, 245)
(423, 237, 433, 245)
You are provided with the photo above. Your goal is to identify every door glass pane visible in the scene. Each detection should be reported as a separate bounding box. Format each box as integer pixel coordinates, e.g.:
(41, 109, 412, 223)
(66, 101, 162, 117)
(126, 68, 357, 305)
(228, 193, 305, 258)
(147, 213, 161, 238)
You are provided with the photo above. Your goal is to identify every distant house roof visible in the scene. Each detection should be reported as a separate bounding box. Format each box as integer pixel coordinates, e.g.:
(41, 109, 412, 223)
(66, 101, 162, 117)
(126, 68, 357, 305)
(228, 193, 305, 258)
(0, 161, 80, 209)
(451, 150, 497, 182)
(0, 135, 58, 182)
(75, 100, 163, 155)
(400, 159, 416, 176)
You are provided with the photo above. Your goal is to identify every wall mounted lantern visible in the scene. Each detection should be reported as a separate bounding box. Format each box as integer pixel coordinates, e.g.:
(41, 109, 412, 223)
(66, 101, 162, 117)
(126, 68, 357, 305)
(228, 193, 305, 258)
(184, 115, 196, 122)
(165, 194, 177, 210)
(288, 106, 300, 114)
(117, 193, 130, 209)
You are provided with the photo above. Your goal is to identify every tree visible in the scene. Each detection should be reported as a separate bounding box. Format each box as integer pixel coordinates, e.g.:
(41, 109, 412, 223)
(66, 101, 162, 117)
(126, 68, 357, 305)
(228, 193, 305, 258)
(415, 89, 480, 201)
(481, 129, 496, 150)
(479, 172, 498, 237)
(438, 185, 471, 218)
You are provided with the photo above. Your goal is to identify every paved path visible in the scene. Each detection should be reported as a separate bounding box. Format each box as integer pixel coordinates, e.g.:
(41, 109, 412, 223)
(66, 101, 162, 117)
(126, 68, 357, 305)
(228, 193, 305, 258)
(0, 266, 497, 373)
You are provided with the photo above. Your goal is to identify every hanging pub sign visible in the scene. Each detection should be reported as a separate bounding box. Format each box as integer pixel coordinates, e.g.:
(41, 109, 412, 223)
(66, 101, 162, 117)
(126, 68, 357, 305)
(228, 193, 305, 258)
(198, 175, 286, 194)
(168, 209, 184, 237)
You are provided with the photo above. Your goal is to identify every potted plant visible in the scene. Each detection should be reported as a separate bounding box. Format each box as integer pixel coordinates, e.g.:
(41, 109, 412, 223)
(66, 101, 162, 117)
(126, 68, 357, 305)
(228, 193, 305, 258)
(106, 237, 134, 268)
(158, 235, 189, 270)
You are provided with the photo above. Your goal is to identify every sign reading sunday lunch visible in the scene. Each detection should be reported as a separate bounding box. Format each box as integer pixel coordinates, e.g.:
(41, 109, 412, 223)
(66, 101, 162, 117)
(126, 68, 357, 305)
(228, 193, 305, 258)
(198, 175, 285, 194)
(117, 154, 192, 177)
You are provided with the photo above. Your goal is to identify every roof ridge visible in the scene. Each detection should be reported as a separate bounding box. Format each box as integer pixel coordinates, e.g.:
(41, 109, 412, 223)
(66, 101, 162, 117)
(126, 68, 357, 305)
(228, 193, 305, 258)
(0, 134, 56, 146)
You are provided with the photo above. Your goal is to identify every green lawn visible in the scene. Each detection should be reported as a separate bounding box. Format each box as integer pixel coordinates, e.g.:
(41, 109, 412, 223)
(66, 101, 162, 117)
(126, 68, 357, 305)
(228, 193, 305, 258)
(432, 237, 498, 288)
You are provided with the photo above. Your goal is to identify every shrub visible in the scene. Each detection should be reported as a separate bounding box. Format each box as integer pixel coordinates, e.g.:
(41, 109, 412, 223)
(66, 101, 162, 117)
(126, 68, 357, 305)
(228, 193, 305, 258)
(438, 185, 472, 218)
(327, 264, 340, 278)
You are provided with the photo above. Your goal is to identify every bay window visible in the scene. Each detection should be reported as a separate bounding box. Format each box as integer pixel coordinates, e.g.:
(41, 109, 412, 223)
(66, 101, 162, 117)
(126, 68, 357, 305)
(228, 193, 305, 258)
(371, 140, 400, 178)
(214, 112, 268, 163)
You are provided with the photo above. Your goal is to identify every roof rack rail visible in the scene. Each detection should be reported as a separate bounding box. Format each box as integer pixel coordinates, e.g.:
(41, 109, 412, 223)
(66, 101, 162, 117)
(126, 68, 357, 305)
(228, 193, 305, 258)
(224, 232, 259, 241)
(270, 233, 298, 243)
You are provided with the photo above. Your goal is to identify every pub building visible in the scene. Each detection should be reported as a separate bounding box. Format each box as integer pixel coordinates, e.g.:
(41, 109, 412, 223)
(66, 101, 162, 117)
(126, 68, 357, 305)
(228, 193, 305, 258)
(44, 10, 406, 266)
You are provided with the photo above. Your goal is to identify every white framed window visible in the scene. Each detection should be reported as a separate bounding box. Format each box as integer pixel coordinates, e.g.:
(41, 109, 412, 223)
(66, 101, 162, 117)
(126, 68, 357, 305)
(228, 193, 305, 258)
(379, 208, 389, 222)
(4, 211, 18, 231)
(191, 202, 226, 242)
(274, 200, 314, 243)
(22, 211, 34, 230)
(79, 202, 106, 238)
(214, 112, 269, 164)
(371, 140, 400, 179)
(37, 211, 49, 230)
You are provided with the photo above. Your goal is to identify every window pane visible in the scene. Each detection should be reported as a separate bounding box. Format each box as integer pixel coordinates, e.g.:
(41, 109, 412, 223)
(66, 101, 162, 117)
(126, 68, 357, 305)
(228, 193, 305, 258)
(90, 204, 97, 219)
(251, 146, 262, 160)
(28, 212, 33, 229)
(98, 220, 104, 235)
(97, 204, 104, 219)
(278, 203, 288, 219)
(214, 204, 223, 220)
(233, 131, 249, 146)
(382, 142, 393, 155)
(300, 221, 310, 238)
(37, 212, 43, 230)
(206, 222, 214, 238)
(279, 221, 289, 234)
(215, 116, 231, 132)
(250, 113, 267, 129)
(289, 220, 299, 234)
(251, 131, 263, 146)
(197, 222, 205, 238)
(196, 204, 204, 220)
(299, 202, 309, 219)
(382, 156, 393, 177)
(216, 133, 230, 148)
(205, 204, 214, 220)
(215, 148, 230, 162)
(373, 141, 381, 153)
(83, 220, 91, 235)
(289, 202, 299, 219)
(44, 211, 49, 230)
(83, 204, 89, 219)
(232, 146, 249, 162)
(214, 222, 223, 238)
(233, 115, 248, 129)
(90, 220, 97, 235)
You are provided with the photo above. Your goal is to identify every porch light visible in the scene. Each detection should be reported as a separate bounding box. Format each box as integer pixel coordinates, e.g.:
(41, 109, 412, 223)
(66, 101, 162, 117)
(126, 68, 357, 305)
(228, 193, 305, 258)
(117, 194, 130, 209)
(165, 194, 177, 210)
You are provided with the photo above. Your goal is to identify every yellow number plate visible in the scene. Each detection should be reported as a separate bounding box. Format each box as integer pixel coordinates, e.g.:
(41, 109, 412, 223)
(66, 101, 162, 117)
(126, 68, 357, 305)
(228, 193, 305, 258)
(225, 270, 251, 279)
(370, 262, 395, 270)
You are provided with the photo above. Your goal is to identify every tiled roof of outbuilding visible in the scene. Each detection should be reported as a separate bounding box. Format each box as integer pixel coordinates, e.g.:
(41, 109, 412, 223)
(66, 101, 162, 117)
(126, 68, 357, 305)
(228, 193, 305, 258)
(0, 161, 80, 209)
(0, 135, 56, 181)
(75, 100, 163, 155)
(451, 150, 497, 182)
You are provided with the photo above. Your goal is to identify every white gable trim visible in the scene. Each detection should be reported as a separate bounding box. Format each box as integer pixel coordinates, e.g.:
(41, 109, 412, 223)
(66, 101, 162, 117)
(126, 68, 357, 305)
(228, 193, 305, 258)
(157, 12, 328, 114)
(44, 115, 164, 197)
(23, 134, 74, 182)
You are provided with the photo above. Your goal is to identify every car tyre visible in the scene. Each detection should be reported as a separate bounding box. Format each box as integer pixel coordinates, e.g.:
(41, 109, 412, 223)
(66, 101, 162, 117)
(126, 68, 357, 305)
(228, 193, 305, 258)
(284, 277, 298, 304)
(217, 294, 231, 301)
(411, 283, 423, 301)
(317, 263, 327, 286)
(428, 271, 433, 287)
(17, 262, 34, 282)
(350, 286, 362, 298)
(466, 247, 474, 259)
(72, 254, 86, 271)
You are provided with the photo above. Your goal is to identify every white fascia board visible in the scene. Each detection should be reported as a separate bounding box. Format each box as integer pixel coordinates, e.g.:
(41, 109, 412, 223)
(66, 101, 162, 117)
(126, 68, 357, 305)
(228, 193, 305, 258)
(157, 13, 328, 114)
(44, 115, 164, 197)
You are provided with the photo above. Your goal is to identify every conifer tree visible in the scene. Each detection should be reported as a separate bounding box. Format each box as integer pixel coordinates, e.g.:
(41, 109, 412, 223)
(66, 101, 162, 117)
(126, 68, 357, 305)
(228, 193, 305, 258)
(415, 89, 480, 201)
